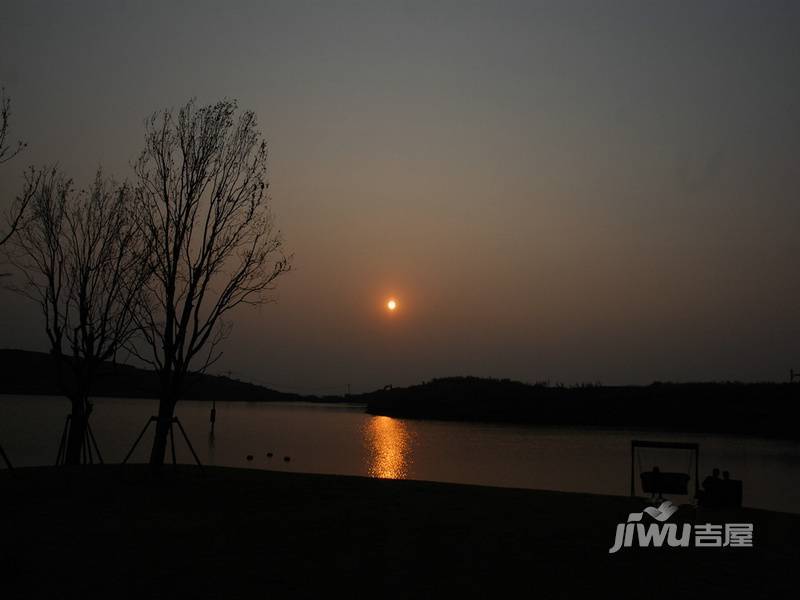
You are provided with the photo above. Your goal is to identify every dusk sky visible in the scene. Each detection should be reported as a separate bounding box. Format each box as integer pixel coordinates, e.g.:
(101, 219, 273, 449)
(1, 1, 799, 393)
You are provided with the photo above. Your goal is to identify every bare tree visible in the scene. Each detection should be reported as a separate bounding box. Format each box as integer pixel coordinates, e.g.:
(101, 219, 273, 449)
(0, 88, 31, 247)
(131, 99, 290, 468)
(0, 88, 25, 165)
(7, 168, 150, 464)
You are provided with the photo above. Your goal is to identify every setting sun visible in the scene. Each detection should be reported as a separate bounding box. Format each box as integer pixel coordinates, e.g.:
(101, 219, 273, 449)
(386, 299, 398, 311)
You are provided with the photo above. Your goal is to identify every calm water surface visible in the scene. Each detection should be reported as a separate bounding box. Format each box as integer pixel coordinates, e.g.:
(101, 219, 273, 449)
(2, 395, 798, 514)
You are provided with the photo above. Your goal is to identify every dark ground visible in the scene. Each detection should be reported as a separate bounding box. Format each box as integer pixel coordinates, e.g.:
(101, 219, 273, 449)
(1, 465, 798, 599)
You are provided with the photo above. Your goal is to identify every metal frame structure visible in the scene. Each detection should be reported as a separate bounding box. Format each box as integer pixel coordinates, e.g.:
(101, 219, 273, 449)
(0, 444, 11, 470)
(630, 440, 699, 498)
(122, 415, 203, 471)
(55, 414, 104, 466)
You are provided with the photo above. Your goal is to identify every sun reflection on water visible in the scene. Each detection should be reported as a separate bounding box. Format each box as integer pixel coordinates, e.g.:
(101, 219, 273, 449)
(364, 416, 412, 479)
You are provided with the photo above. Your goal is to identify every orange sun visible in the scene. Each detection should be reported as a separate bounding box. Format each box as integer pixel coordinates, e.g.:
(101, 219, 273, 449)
(386, 298, 398, 311)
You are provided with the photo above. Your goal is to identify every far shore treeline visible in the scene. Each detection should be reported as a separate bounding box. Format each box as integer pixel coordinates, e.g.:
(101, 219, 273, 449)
(0, 349, 303, 403)
(363, 377, 800, 439)
(2, 349, 797, 440)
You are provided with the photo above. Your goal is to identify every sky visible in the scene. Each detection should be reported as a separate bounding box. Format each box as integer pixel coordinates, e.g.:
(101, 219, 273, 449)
(1, 1, 799, 393)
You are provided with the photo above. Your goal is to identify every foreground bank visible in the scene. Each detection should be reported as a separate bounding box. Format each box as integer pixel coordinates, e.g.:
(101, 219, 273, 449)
(1, 466, 797, 598)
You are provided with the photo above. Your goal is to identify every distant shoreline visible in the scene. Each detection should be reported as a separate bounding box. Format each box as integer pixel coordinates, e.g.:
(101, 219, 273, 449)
(3, 348, 799, 439)
(0, 348, 341, 403)
(0, 392, 367, 406)
(362, 377, 800, 440)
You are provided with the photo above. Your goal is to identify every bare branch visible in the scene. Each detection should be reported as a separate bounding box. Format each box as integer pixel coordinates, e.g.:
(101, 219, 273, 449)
(5, 166, 151, 408)
(0, 88, 30, 249)
(131, 99, 290, 466)
(0, 88, 26, 165)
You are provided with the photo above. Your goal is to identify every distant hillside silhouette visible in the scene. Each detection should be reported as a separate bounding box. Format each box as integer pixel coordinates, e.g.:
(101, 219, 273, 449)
(363, 376, 800, 439)
(0, 349, 304, 402)
(4, 350, 798, 437)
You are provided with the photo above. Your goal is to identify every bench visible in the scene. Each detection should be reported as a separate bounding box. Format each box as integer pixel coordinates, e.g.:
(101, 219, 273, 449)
(641, 471, 690, 496)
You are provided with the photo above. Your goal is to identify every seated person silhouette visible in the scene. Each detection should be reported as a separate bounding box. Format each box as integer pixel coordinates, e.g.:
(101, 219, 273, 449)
(697, 467, 721, 507)
(641, 465, 690, 501)
(648, 466, 662, 500)
(698, 467, 745, 508)
(718, 470, 743, 508)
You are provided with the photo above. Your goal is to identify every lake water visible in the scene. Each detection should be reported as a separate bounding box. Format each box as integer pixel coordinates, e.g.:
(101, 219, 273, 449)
(2, 395, 799, 514)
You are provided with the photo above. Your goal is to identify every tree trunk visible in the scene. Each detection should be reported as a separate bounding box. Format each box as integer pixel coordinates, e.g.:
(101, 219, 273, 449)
(64, 397, 86, 465)
(149, 397, 176, 469)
